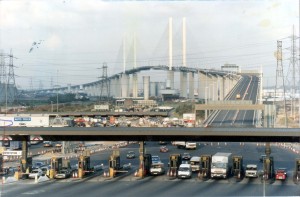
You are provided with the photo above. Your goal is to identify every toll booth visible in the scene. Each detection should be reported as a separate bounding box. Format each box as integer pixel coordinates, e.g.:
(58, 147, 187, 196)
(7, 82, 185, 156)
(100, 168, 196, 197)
(232, 155, 244, 179)
(20, 157, 33, 173)
(293, 158, 300, 183)
(108, 150, 121, 178)
(78, 155, 91, 178)
(199, 154, 211, 179)
(262, 156, 274, 180)
(50, 157, 63, 179)
(168, 154, 182, 177)
(144, 154, 152, 176)
(15, 157, 33, 180)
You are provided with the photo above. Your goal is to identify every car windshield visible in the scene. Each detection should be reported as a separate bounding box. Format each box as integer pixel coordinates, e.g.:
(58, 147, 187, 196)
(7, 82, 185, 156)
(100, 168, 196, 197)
(128, 151, 134, 154)
(276, 169, 286, 173)
(152, 156, 160, 163)
(32, 170, 39, 173)
(246, 167, 257, 170)
(179, 167, 189, 171)
(212, 163, 226, 168)
(151, 164, 162, 169)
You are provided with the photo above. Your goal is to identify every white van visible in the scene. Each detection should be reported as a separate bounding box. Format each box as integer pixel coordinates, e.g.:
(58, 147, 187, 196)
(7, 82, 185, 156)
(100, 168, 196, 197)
(177, 163, 192, 179)
(190, 156, 200, 172)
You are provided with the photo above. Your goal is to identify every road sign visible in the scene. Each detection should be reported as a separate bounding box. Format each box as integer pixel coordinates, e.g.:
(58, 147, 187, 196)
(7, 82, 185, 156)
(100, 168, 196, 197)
(3, 150, 22, 156)
(30, 135, 43, 141)
(0, 136, 12, 141)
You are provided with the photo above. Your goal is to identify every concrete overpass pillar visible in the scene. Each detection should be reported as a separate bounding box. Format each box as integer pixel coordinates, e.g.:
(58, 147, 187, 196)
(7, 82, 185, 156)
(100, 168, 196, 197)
(109, 78, 116, 97)
(167, 71, 175, 89)
(213, 76, 219, 101)
(112, 77, 119, 97)
(121, 74, 129, 98)
(143, 76, 150, 100)
(198, 72, 206, 100)
(223, 76, 230, 98)
(180, 72, 187, 98)
(218, 75, 224, 100)
(188, 72, 194, 99)
(207, 75, 214, 101)
(132, 73, 138, 98)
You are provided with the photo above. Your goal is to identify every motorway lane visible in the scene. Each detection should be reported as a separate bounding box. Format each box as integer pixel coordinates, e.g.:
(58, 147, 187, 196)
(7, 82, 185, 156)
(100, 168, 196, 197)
(2, 141, 300, 196)
(234, 75, 259, 127)
(208, 75, 259, 127)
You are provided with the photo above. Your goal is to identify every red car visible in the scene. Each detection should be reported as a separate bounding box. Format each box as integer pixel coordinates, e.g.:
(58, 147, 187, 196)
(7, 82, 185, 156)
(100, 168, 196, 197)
(160, 146, 169, 153)
(275, 168, 287, 180)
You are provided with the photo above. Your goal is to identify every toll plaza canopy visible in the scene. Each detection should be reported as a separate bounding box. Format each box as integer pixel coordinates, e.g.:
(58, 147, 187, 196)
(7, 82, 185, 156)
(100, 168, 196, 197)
(2, 127, 300, 142)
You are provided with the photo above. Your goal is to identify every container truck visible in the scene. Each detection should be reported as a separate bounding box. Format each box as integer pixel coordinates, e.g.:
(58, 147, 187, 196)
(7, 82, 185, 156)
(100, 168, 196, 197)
(211, 152, 232, 179)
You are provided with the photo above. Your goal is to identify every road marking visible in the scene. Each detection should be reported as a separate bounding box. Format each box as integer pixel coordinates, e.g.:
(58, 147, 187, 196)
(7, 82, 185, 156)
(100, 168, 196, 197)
(22, 190, 45, 195)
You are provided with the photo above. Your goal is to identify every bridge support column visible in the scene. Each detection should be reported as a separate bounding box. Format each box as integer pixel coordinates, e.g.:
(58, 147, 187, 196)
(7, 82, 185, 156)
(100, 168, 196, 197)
(115, 76, 122, 97)
(121, 74, 129, 98)
(180, 72, 187, 98)
(223, 76, 231, 98)
(198, 72, 206, 100)
(218, 75, 224, 100)
(143, 76, 150, 100)
(188, 72, 194, 99)
(167, 71, 174, 90)
(109, 78, 116, 97)
(207, 74, 214, 101)
(132, 74, 138, 98)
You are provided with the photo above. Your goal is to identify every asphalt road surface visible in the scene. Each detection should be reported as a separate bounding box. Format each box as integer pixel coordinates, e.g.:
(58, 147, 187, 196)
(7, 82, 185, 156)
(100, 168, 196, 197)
(1, 141, 300, 197)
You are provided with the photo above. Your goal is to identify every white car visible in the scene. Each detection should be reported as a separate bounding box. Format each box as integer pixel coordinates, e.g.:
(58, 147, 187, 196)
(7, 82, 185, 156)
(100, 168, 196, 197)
(54, 169, 71, 179)
(245, 164, 258, 178)
(185, 142, 197, 150)
(190, 156, 200, 172)
(177, 164, 192, 179)
(150, 163, 165, 175)
(28, 168, 43, 179)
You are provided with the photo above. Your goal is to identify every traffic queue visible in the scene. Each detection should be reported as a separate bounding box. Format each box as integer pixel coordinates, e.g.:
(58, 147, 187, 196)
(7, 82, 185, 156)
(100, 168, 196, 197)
(1, 142, 300, 185)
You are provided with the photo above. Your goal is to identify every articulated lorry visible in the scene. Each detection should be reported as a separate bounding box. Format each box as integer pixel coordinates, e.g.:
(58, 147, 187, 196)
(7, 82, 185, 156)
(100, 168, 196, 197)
(211, 152, 232, 179)
(172, 141, 197, 150)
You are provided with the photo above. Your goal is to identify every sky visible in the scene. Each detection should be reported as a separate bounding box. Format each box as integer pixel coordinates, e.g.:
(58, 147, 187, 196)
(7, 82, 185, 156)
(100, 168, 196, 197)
(0, 0, 299, 90)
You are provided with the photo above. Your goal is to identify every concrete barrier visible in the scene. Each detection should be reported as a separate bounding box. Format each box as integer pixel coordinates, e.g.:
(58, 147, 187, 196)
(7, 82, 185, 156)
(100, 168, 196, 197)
(37, 175, 50, 183)
(4, 176, 18, 184)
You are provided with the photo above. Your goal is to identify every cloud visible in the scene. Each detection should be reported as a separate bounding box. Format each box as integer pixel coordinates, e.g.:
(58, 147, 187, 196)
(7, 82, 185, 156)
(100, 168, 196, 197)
(44, 34, 62, 50)
(259, 19, 271, 28)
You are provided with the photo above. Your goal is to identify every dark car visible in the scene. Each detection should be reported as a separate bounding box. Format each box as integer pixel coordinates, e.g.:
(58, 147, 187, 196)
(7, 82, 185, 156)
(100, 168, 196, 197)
(126, 151, 135, 159)
(182, 153, 191, 160)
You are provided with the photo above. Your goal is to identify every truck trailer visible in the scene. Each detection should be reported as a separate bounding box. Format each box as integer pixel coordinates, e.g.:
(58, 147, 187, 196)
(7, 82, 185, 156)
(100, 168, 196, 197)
(211, 152, 232, 179)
